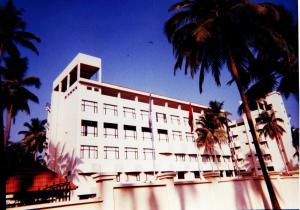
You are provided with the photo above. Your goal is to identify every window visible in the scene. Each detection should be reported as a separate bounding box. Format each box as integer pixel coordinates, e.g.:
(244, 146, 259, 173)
(265, 104, 272, 111)
(158, 129, 168, 142)
(125, 147, 138, 160)
(81, 100, 98, 113)
(124, 125, 137, 140)
(143, 148, 155, 160)
(156, 112, 167, 123)
(104, 146, 119, 159)
(103, 104, 118, 116)
(170, 115, 180, 125)
(175, 154, 185, 162)
(124, 107, 136, 119)
(81, 120, 98, 137)
(260, 142, 269, 149)
(264, 154, 272, 162)
(141, 110, 149, 120)
(126, 172, 140, 181)
(201, 155, 210, 162)
(103, 123, 118, 138)
(193, 171, 200, 179)
(258, 103, 264, 110)
(172, 131, 182, 141)
(189, 154, 198, 162)
(142, 127, 152, 140)
(183, 117, 189, 126)
(186, 132, 195, 142)
(80, 145, 98, 159)
(178, 172, 185, 179)
(212, 155, 221, 162)
(116, 173, 121, 182)
(223, 156, 231, 162)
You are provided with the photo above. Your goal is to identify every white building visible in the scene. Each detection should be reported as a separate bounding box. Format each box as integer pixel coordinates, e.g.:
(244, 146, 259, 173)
(47, 53, 297, 198)
(229, 92, 297, 174)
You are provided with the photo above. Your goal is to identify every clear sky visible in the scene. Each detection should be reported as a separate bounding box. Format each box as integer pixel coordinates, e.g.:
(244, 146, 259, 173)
(6, 0, 298, 141)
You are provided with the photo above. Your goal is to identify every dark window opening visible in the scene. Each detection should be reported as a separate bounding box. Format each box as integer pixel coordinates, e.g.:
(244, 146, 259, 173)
(104, 123, 118, 138)
(69, 66, 78, 87)
(178, 172, 185, 179)
(78, 194, 96, 200)
(61, 76, 68, 92)
(81, 120, 98, 137)
(193, 171, 200, 179)
(249, 102, 258, 111)
(54, 85, 59, 92)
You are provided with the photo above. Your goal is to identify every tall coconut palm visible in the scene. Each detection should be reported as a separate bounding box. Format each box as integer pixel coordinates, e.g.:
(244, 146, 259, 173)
(164, 1, 296, 208)
(196, 102, 228, 174)
(0, 0, 41, 57)
(18, 118, 47, 162)
(196, 115, 227, 173)
(1, 56, 40, 147)
(0, 1, 40, 207)
(207, 101, 240, 175)
(256, 111, 289, 172)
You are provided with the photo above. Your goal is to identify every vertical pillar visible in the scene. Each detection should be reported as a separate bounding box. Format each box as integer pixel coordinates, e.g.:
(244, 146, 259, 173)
(95, 173, 117, 210)
(157, 172, 178, 210)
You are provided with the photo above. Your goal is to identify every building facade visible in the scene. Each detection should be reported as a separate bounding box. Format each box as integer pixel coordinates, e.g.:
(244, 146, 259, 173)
(47, 53, 297, 198)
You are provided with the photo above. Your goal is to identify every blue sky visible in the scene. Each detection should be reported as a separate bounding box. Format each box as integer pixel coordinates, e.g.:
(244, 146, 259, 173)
(6, 0, 298, 141)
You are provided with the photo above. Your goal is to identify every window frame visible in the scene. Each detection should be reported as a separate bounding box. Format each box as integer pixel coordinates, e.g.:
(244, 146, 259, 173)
(81, 100, 98, 113)
(103, 103, 118, 116)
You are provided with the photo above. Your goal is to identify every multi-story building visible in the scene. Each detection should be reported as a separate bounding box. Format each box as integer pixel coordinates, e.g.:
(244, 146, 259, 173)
(229, 92, 297, 174)
(47, 53, 297, 198)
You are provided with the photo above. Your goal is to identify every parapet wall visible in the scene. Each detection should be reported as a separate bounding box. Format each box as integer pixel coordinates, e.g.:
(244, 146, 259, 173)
(9, 172, 299, 210)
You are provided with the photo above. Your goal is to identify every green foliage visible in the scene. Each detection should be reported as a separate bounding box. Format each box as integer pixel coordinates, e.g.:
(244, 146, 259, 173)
(195, 100, 228, 152)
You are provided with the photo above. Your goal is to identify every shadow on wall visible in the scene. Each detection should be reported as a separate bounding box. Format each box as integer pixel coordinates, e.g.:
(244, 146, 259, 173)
(148, 186, 159, 210)
(233, 150, 284, 209)
(175, 182, 198, 210)
(46, 141, 83, 182)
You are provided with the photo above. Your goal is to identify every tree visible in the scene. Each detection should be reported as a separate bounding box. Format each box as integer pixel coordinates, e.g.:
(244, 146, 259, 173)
(0, 1, 40, 207)
(1, 56, 40, 146)
(164, 1, 296, 208)
(18, 118, 47, 162)
(0, 0, 40, 57)
(256, 110, 289, 172)
(196, 101, 228, 175)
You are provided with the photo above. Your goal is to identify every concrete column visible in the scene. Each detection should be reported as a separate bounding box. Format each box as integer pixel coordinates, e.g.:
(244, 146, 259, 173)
(186, 171, 194, 180)
(157, 172, 178, 210)
(120, 172, 127, 182)
(94, 172, 117, 210)
(140, 172, 147, 182)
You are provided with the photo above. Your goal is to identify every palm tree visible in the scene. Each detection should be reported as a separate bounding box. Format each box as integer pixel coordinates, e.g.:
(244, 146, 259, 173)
(18, 118, 47, 162)
(1, 56, 40, 147)
(0, 1, 40, 207)
(164, 1, 296, 208)
(256, 111, 289, 173)
(196, 102, 228, 175)
(0, 0, 41, 57)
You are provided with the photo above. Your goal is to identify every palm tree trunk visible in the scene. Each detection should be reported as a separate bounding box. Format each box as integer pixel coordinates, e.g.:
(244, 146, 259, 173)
(0, 63, 6, 208)
(4, 105, 13, 146)
(0, 109, 6, 209)
(229, 54, 281, 209)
